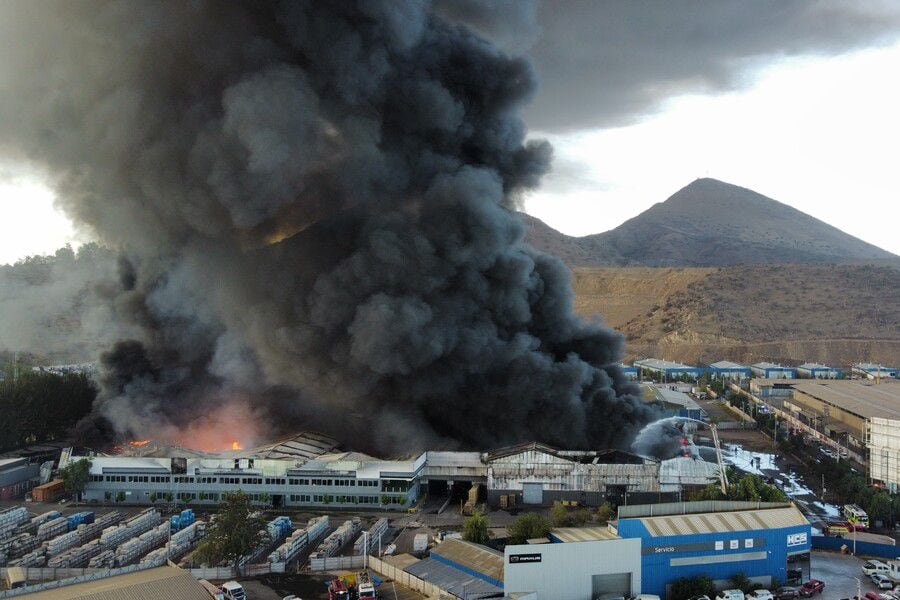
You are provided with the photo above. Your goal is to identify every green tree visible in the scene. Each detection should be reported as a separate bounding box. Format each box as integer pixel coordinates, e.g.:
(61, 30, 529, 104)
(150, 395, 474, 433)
(194, 491, 266, 566)
(595, 502, 614, 524)
(866, 491, 893, 525)
(60, 458, 92, 501)
(669, 575, 715, 600)
(462, 509, 490, 545)
(729, 571, 753, 594)
(550, 501, 573, 527)
(507, 512, 552, 545)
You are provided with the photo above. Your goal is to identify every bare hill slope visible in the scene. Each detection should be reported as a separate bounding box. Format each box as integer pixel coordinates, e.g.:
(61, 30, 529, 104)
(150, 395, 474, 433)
(572, 265, 900, 366)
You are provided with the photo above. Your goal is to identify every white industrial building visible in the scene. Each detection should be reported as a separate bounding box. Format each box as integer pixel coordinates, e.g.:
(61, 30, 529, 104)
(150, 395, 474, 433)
(504, 535, 642, 600)
(751, 362, 797, 379)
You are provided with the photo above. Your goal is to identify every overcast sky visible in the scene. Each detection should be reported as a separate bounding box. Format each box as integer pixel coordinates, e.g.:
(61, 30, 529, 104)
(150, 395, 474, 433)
(2, 0, 900, 264)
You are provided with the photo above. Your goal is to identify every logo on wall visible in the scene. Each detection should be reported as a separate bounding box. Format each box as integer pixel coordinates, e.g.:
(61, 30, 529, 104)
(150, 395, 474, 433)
(509, 553, 542, 564)
(787, 532, 808, 547)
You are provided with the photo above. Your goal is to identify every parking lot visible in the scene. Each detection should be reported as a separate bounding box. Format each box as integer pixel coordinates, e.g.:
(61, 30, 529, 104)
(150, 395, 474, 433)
(811, 550, 893, 598)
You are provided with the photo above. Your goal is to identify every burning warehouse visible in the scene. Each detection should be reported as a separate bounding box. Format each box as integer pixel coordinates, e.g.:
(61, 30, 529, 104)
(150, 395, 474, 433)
(61, 434, 715, 510)
(484, 443, 663, 507)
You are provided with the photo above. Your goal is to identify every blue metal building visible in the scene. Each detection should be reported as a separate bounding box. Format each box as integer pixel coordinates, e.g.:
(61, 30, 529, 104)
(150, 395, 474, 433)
(796, 363, 842, 379)
(613, 501, 811, 598)
(750, 362, 797, 379)
(708, 361, 752, 380)
(853, 363, 899, 379)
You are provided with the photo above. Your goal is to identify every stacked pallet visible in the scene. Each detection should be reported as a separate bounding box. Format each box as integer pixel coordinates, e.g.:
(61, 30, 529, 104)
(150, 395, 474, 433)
(352, 518, 388, 555)
(114, 522, 169, 566)
(47, 539, 103, 568)
(139, 521, 206, 567)
(309, 518, 360, 560)
(36, 517, 69, 542)
(87, 549, 116, 568)
(268, 515, 329, 564)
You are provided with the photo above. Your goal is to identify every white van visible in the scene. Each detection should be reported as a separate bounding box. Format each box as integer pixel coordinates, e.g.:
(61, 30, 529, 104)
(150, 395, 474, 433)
(715, 591, 745, 600)
(863, 560, 891, 576)
(221, 581, 246, 600)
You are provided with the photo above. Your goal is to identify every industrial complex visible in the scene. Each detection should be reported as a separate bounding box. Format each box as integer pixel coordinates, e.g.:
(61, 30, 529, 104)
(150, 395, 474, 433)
(66, 437, 719, 511)
(746, 378, 900, 489)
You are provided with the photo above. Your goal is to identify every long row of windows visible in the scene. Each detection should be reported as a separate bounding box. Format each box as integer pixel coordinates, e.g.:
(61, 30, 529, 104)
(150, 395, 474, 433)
(90, 474, 409, 490)
(288, 494, 381, 504)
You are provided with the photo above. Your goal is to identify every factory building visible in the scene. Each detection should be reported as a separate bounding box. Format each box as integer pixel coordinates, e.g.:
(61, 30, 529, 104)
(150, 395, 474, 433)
(72, 433, 427, 510)
(0, 457, 40, 500)
(502, 501, 810, 599)
(707, 361, 752, 381)
(504, 532, 642, 600)
(647, 385, 705, 421)
(750, 362, 797, 379)
(853, 363, 899, 379)
(405, 538, 505, 597)
(485, 443, 663, 507)
(796, 363, 842, 379)
(633, 359, 705, 381)
(614, 501, 811, 598)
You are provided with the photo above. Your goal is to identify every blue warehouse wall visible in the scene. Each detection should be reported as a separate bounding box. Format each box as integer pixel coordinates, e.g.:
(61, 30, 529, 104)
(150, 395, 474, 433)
(617, 518, 811, 598)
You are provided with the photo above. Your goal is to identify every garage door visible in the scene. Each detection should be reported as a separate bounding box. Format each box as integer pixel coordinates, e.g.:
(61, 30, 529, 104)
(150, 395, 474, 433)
(592, 572, 632, 597)
(522, 483, 543, 505)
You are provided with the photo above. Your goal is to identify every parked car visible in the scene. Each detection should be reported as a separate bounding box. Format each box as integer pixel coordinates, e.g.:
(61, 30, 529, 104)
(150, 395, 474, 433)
(866, 561, 892, 576)
(716, 591, 745, 600)
(800, 579, 825, 596)
(688, 596, 711, 600)
(748, 591, 774, 600)
(773, 587, 800, 600)
(873, 574, 895, 590)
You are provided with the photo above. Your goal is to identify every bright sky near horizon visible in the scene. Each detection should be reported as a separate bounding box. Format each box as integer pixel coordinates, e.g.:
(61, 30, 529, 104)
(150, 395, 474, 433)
(1, 41, 899, 265)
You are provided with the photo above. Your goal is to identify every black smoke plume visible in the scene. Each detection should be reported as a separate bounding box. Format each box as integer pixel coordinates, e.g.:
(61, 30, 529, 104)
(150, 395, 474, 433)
(0, 0, 655, 452)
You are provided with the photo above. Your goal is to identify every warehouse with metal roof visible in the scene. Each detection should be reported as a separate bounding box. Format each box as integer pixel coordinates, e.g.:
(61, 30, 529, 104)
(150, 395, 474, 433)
(633, 358, 705, 380)
(6, 565, 212, 600)
(404, 538, 504, 597)
(613, 501, 810, 598)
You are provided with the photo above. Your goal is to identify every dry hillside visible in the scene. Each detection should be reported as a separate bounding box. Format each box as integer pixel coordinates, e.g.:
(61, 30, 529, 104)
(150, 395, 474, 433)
(572, 265, 900, 366)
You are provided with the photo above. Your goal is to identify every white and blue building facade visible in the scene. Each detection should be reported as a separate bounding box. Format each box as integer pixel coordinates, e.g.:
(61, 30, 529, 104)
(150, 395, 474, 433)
(612, 502, 811, 598)
(796, 363, 842, 379)
(751, 362, 797, 379)
(634, 359, 706, 381)
(708, 361, 752, 381)
(853, 363, 899, 379)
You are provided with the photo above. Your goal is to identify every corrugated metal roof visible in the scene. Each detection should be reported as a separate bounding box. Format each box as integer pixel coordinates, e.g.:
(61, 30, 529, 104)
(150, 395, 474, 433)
(14, 566, 212, 600)
(639, 505, 808, 537)
(550, 526, 619, 542)
(659, 457, 719, 486)
(405, 556, 502, 597)
(430, 538, 504, 583)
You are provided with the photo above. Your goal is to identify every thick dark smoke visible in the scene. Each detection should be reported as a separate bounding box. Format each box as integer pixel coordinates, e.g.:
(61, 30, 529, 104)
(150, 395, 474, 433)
(439, 0, 900, 132)
(0, 0, 655, 452)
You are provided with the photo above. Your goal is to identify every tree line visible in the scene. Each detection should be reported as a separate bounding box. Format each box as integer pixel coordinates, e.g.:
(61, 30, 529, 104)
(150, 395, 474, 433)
(0, 370, 97, 452)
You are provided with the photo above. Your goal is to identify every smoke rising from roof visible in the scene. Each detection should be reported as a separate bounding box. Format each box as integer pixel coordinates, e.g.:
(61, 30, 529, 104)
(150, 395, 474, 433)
(0, 0, 655, 452)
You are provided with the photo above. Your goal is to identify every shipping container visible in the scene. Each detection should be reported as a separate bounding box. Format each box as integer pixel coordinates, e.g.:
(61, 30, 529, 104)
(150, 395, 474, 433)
(31, 479, 66, 503)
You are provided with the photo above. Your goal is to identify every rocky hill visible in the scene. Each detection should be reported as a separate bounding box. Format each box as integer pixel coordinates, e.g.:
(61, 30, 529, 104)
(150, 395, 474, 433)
(525, 178, 898, 267)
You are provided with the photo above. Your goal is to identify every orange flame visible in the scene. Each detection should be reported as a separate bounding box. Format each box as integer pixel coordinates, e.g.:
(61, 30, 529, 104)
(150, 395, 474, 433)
(129, 440, 151, 447)
(231, 441, 243, 451)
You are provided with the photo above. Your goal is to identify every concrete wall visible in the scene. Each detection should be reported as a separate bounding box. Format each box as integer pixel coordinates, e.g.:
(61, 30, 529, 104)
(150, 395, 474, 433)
(504, 538, 642, 600)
